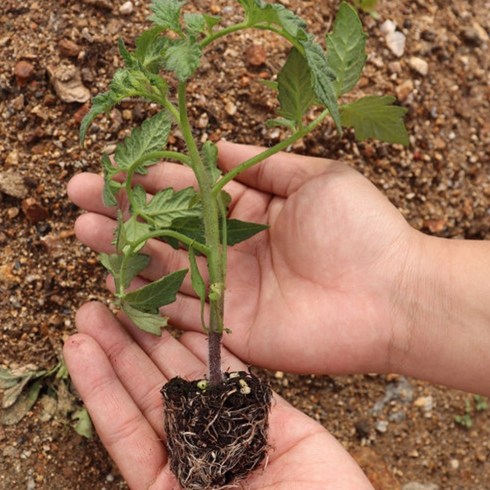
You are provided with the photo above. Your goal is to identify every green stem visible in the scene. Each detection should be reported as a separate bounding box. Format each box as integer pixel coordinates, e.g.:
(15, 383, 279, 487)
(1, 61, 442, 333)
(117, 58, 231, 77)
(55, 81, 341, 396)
(178, 82, 225, 386)
(201, 21, 249, 49)
(212, 109, 330, 196)
(130, 230, 210, 256)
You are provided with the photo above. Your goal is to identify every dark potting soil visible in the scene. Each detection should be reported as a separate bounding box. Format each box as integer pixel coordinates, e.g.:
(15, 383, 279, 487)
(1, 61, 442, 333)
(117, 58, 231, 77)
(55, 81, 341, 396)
(161, 371, 272, 490)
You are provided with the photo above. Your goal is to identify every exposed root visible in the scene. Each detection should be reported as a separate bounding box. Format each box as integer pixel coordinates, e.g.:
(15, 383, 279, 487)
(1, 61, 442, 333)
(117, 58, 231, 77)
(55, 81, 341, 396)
(161, 371, 272, 490)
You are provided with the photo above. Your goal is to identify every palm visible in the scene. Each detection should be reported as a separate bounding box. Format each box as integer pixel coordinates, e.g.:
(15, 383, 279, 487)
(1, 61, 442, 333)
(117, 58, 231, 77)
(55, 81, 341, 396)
(68, 142, 414, 375)
(64, 302, 372, 489)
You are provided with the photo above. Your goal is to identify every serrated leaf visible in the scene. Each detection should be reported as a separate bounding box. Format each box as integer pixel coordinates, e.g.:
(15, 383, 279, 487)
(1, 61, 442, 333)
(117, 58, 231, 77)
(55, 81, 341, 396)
(301, 38, 342, 132)
(276, 48, 315, 128)
(118, 38, 137, 68)
(101, 153, 122, 207)
(122, 303, 169, 335)
(123, 269, 187, 313)
(72, 408, 94, 439)
(164, 40, 202, 81)
(326, 2, 366, 96)
(149, 0, 184, 33)
(141, 187, 202, 228)
(115, 111, 172, 172)
(340, 95, 409, 145)
(240, 0, 307, 39)
(184, 12, 206, 36)
(80, 68, 168, 145)
(134, 27, 168, 73)
(100, 253, 150, 290)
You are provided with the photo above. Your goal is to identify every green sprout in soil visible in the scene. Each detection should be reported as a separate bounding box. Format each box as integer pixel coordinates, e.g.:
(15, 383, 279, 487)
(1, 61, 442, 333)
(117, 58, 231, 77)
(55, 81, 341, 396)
(79, 0, 408, 487)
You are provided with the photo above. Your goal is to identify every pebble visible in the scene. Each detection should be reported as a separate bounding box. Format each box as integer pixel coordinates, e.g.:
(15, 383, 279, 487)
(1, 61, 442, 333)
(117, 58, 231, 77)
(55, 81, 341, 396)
(245, 44, 267, 66)
(0, 171, 28, 199)
(14, 60, 35, 83)
(224, 100, 237, 116)
(386, 31, 406, 57)
(396, 79, 414, 102)
(26, 478, 36, 490)
(449, 458, 460, 470)
(59, 39, 81, 58)
(10, 94, 25, 112)
(414, 395, 434, 413)
(119, 1, 134, 15)
(21, 197, 49, 223)
(5, 150, 19, 166)
(375, 420, 389, 433)
(402, 483, 439, 490)
(461, 23, 489, 46)
(47, 64, 90, 103)
(409, 56, 429, 76)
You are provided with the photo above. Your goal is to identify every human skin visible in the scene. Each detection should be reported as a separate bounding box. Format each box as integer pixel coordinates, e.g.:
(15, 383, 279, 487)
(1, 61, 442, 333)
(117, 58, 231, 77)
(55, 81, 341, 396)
(65, 141, 490, 488)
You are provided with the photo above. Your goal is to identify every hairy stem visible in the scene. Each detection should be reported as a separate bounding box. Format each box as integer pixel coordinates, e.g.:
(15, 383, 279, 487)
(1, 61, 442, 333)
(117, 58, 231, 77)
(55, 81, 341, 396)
(178, 82, 225, 386)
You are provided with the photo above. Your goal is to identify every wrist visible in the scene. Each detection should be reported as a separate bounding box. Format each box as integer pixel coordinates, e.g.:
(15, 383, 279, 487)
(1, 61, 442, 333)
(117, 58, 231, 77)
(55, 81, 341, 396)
(390, 232, 490, 395)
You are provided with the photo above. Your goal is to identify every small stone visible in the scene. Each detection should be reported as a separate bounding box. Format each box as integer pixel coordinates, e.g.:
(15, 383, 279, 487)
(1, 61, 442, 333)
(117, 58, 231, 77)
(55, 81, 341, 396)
(380, 20, 396, 35)
(449, 458, 460, 470)
(26, 477, 36, 490)
(375, 420, 389, 433)
(5, 150, 19, 166)
(7, 207, 19, 219)
(461, 23, 489, 46)
(245, 44, 267, 66)
(409, 57, 429, 76)
(197, 112, 209, 128)
(14, 60, 35, 83)
(0, 171, 28, 198)
(119, 1, 134, 15)
(475, 448, 487, 462)
(274, 371, 284, 379)
(402, 483, 439, 490)
(423, 219, 446, 233)
(414, 396, 434, 413)
(386, 31, 406, 57)
(396, 79, 414, 101)
(408, 449, 419, 458)
(224, 100, 237, 116)
(122, 109, 133, 121)
(48, 63, 90, 103)
(11, 94, 25, 111)
(59, 39, 81, 57)
(21, 197, 49, 223)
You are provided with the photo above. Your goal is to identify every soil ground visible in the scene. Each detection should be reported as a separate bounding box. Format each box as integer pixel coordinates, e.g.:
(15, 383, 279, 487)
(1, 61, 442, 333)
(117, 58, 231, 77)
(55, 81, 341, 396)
(0, 0, 489, 489)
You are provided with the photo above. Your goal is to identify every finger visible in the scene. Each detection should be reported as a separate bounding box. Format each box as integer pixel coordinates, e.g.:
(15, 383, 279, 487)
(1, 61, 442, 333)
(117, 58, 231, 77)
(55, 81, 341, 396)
(75, 302, 169, 436)
(63, 333, 171, 489)
(217, 140, 338, 197)
(116, 309, 208, 382)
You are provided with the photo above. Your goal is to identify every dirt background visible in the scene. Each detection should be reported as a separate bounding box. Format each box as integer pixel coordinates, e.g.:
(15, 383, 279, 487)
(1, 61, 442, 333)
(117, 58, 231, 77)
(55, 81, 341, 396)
(0, 0, 489, 489)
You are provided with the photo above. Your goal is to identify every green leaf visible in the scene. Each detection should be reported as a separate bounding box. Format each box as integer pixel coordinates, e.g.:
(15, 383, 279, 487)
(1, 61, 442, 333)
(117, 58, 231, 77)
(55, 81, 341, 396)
(118, 38, 137, 68)
(300, 38, 342, 132)
(202, 14, 221, 32)
(115, 111, 172, 172)
(134, 27, 168, 73)
(100, 253, 150, 290)
(0, 367, 27, 389)
(265, 118, 296, 130)
(166, 217, 268, 247)
(141, 187, 202, 228)
(164, 40, 202, 81)
(72, 408, 93, 439)
(239, 0, 307, 39)
(121, 303, 169, 335)
(80, 68, 168, 145)
(276, 48, 315, 128)
(326, 2, 366, 96)
(101, 153, 122, 207)
(114, 214, 152, 254)
(184, 12, 206, 36)
(340, 95, 409, 145)
(123, 269, 187, 313)
(352, 0, 378, 15)
(149, 0, 184, 33)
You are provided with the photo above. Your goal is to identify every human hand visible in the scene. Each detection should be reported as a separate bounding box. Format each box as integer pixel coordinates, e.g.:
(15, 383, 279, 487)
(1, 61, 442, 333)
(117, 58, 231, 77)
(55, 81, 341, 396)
(63, 301, 373, 489)
(68, 142, 417, 376)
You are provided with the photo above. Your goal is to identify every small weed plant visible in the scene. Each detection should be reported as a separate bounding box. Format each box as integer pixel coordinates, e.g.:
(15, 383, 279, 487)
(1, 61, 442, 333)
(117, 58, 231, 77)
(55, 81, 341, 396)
(78, 0, 408, 487)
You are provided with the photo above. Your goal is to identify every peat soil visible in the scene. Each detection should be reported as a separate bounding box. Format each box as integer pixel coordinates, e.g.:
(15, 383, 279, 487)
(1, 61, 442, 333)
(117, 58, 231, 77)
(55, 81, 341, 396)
(0, 0, 489, 489)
